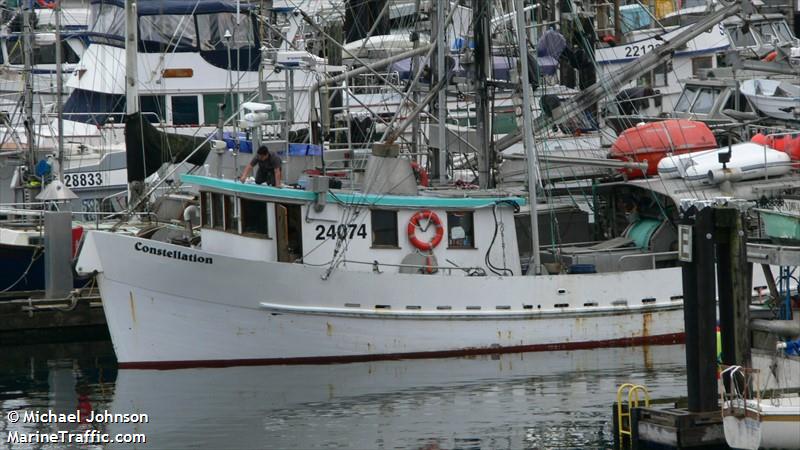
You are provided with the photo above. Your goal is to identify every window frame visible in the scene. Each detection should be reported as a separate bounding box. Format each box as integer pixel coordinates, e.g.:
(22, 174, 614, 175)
(370, 209, 399, 248)
(224, 195, 239, 233)
(200, 191, 212, 227)
(211, 192, 225, 230)
(446, 211, 476, 250)
(170, 95, 200, 126)
(240, 197, 271, 239)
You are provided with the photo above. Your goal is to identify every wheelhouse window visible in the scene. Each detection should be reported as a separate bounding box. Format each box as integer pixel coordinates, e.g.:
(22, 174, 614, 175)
(724, 91, 752, 112)
(197, 13, 255, 50)
(371, 210, 398, 247)
(140, 95, 165, 123)
(224, 196, 239, 233)
(241, 198, 269, 237)
(447, 211, 475, 249)
(202, 93, 238, 126)
(8, 42, 81, 65)
(726, 26, 756, 47)
(674, 86, 697, 112)
(773, 21, 794, 43)
(171, 96, 199, 126)
(200, 192, 211, 227)
(691, 56, 713, 77)
(691, 87, 721, 114)
(211, 193, 224, 230)
(139, 14, 198, 52)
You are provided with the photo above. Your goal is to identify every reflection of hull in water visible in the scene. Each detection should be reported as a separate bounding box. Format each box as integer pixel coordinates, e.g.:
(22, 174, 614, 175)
(107, 345, 686, 449)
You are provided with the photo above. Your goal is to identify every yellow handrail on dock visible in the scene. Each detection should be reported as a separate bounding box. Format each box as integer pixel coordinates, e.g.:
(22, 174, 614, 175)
(616, 383, 650, 449)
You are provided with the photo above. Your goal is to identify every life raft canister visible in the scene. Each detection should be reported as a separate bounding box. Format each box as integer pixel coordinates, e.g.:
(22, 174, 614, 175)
(407, 210, 444, 251)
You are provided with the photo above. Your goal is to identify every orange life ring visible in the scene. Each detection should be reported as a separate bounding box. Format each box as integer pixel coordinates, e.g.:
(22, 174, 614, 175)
(407, 210, 444, 251)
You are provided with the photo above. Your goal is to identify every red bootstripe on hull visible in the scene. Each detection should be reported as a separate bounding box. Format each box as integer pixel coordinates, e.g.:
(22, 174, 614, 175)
(117, 333, 686, 370)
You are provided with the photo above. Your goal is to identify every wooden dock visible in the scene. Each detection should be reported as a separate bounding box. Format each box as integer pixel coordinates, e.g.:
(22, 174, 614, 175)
(0, 287, 108, 344)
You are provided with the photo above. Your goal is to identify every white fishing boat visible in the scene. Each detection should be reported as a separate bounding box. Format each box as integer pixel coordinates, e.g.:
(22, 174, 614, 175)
(74, 0, 797, 369)
(75, 176, 687, 367)
(740, 79, 800, 122)
(75, 140, 800, 368)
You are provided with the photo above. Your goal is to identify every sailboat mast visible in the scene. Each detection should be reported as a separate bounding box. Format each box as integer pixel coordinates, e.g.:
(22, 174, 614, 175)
(125, 0, 139, 206)
(473, 0, 491, 189)
(125, 0, 138, 115)
(514, 0, 541, 275)
(55, 0, 64, 182)
(22, 0, 34, 174)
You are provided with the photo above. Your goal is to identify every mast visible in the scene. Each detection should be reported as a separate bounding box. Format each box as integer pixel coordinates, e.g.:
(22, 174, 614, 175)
(473, 0, 491, 189)
(514, 0, 541, 275)
(22, 0, 34, 174)
(55, 0, 64, 182)
(125, 0, 139, 206)
(35, 0, 76, 203)
(125, 0, 138, 115)
(435, 0, 447, 185)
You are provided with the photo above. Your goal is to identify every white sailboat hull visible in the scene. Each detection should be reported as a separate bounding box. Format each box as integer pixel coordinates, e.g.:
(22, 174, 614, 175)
(77, 231, 687, 368)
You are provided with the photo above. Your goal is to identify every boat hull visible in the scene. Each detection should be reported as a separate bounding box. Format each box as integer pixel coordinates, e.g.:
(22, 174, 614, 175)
(78, 231, 687, 368)
(723, 398, 800, 450)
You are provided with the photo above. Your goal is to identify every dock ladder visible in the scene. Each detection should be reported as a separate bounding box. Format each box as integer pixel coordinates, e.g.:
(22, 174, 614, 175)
(616, 383, 650, 449)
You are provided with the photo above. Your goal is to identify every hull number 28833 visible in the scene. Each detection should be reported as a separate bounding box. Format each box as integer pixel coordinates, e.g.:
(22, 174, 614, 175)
(315, 224, 368, 240)
(64, 172, 104, 188)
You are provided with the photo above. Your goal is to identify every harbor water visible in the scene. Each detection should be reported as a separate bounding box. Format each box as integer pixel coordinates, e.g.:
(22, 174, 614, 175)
(1, 341, 688, 449)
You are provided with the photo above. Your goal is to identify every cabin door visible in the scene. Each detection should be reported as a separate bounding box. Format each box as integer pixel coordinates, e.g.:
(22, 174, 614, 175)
(276, 204, 290, 262)
(275, 204, 303, 263)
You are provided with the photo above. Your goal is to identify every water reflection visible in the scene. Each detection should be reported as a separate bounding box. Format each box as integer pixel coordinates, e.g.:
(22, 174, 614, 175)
(0, 342, 687, 449)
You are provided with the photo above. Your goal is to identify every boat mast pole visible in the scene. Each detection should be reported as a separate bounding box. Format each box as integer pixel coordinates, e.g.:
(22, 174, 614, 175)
(125, 0, 138, 116)
(514, 0, 541, 275)
(55, 0, 64, 182)
(435, 0, 447, 185)
(410, 0, 422, 166)
(125, 0, 139, 205)
(473, 0, 491, 189)
(22, 0, 34, 175)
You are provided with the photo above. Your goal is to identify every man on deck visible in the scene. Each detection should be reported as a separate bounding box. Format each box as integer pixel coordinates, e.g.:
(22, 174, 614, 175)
(240, 145, 282, 186)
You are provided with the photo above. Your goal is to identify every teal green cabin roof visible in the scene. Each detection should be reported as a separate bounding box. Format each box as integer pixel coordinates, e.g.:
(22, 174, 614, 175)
(182, 174, 526, 209)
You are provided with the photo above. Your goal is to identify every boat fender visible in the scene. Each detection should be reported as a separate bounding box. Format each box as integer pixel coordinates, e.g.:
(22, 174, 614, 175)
(707, 167, 742, 184)
(407, 210, 444, 251)
(762, 51, 777, 62)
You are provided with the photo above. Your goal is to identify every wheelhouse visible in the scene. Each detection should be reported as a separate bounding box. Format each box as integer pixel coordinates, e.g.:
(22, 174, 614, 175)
(723, 14, 797, 56)
(187, 174, 525, 276)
